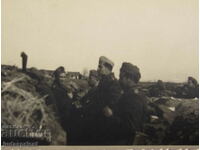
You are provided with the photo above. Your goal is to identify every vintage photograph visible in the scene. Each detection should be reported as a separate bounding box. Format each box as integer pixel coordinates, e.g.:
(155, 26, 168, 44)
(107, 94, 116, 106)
(1, 0, 199, 146)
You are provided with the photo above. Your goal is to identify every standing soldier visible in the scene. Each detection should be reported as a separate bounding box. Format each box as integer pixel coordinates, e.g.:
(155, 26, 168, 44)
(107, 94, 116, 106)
(96, 56, 122, 112)
(20, 52, 28, 72)
(52, 66, 72, 128)
(52, 66, 77, 145)
(81, 56, 122, 145)
(107, 62, 150, 145)
(52, 66, 87, 145)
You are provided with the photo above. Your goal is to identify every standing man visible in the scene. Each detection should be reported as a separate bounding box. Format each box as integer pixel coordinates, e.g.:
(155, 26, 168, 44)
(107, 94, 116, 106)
(52, 66, 78, 145)
(82, 56, 122, 116)
(106, 62, 150, 145)
(96, 56, 122, 112)
(20, 52, 28, 72)
(81, 56, 122, 145)
(52, 66, 72, 128)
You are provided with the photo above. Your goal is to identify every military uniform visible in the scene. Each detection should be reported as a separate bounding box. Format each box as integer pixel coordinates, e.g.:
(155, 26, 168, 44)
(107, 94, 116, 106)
(79, 56, 122, 145)
(105, 87, 150, 145)
(88, 70, 99, 88)
(105, 62, 150, 145)
(52, 67, 84, 145)
(52, 79, 72, 130)
(80, 73, 122, 145)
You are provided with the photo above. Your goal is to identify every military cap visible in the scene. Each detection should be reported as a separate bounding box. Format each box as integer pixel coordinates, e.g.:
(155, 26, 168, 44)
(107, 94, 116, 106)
(89, 70, 98, 78)
(120, 62, 141, 83)
(99, 56, 114, 68)
(53, 66, 65, 77)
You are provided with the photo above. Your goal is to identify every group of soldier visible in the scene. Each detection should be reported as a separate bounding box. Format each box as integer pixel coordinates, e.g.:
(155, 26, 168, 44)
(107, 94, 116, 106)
(51, 56, 150, 145)
(19, 51, 199, 145)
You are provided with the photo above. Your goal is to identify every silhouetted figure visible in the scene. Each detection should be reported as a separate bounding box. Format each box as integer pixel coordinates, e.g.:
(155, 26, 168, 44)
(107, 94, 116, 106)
(20, 52, 28, 72)
(149, 80, 166, 97)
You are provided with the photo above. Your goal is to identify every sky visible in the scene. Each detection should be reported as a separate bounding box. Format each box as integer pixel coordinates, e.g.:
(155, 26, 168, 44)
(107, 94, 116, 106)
(2, 0, 199, 82)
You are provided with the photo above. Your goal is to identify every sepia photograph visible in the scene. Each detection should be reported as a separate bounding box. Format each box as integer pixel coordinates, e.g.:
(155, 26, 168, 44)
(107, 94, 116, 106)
(1, 0, 199, 148)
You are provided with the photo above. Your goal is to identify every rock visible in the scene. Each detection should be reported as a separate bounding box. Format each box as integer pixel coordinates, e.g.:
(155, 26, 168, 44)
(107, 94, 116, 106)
(163, 99, 199, 145)
(1, 66, 66, 145)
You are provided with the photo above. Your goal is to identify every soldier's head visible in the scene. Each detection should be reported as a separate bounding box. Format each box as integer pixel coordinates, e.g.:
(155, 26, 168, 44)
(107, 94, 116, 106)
(20, 52, 27, 58)
(157, 80, 165, 89)
(97, 56, 114, 76)
(88, 70, 99, 87)
(53, 66, 66, 80)
(187, 76, 198, 88)
(119, 62, 141, 89)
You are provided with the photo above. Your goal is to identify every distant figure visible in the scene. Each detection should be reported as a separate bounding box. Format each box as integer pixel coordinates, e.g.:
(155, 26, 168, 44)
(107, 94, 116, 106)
(157, 80, 166, 90)
(149, 80, 166, 97)
(187, 76, 198, 88)
(183, 76, 199, 98)
(20, 52, 28, 72)
(175, 76, 199, 98)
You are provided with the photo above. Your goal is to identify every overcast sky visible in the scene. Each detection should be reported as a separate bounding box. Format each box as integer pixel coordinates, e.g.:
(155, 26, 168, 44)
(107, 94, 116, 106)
(2, 0, 199, 82)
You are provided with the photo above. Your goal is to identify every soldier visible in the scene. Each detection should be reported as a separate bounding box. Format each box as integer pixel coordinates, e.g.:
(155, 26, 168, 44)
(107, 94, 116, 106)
(106, 62, 150, 145)
(176, 76, 199, 98)
(185, 76, 199, 98)
(88, 70, 99, 88)
(96, 56, 122, 110)
(52, 66, 78, 144)
(52, 67, 71, 125)
(80, 56, 122, 145)
(79, 70, 99, 107)
(20, 52, 28, 72)
(52, 66, 90, 145)
(149, 80, 166, 97)
(82, 56, 122, 113)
